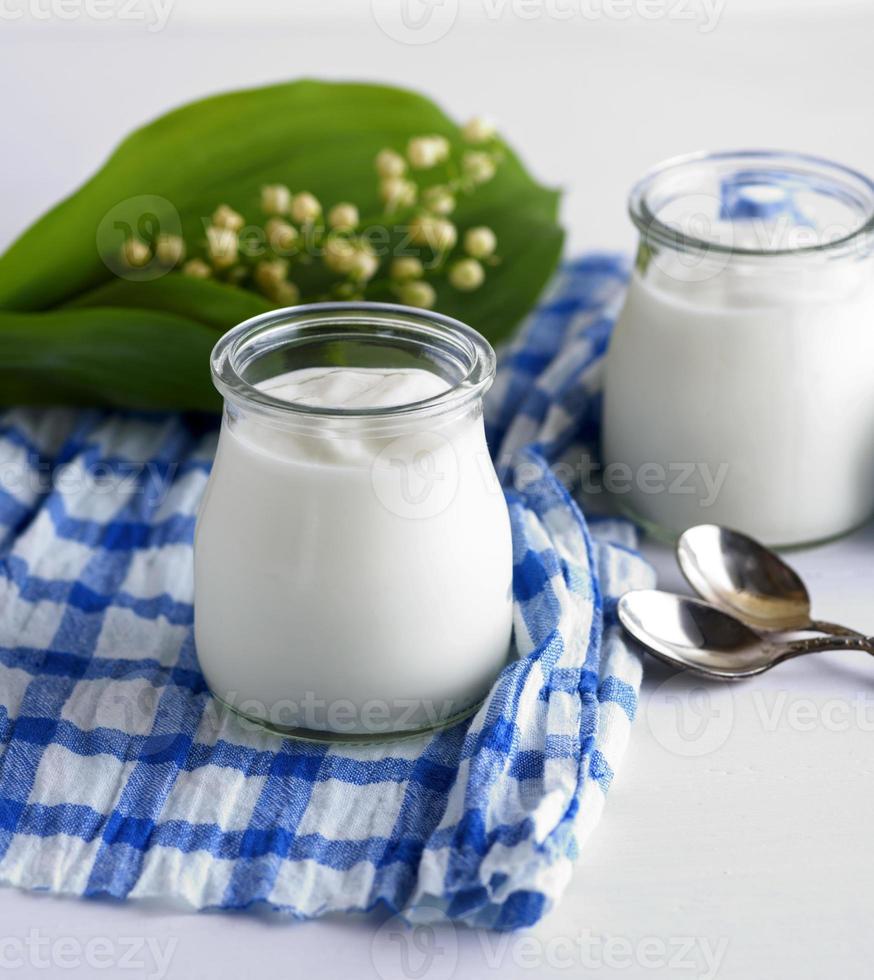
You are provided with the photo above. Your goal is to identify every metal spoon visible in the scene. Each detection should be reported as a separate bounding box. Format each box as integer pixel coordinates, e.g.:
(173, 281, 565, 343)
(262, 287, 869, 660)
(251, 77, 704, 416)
(617, 590, 874, 681)
(676, 524, 862, 638)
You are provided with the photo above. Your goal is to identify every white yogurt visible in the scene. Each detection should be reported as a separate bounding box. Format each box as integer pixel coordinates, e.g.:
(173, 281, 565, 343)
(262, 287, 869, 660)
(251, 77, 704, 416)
(603, 260, 874, 545)
(603, 151, 874, 546)
(194, 366, 513, 736)
(261, 365, 450, 410)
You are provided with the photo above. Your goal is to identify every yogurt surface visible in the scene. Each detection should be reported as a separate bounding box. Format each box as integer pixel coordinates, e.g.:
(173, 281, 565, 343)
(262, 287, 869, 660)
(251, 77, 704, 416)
(259, 366, 450, 409)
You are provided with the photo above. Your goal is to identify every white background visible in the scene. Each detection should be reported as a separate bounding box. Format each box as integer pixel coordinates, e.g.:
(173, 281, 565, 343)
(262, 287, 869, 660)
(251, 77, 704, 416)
(2, 1, 874, 978)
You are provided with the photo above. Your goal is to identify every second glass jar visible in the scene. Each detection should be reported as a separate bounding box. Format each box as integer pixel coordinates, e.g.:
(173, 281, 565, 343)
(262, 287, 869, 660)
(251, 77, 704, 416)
(603, 150, 874, 547)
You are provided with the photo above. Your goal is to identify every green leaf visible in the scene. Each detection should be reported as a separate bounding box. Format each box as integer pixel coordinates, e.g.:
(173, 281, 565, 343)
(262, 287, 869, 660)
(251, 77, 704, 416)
(64, 274, 273, 332)
(0, 307, 219, 411)
(0, 80, 563, 409)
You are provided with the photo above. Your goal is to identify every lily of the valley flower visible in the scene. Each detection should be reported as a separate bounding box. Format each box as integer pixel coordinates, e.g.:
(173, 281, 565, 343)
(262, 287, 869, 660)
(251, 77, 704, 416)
(449, 257, 485, 291)
(423, 186, 456, 216)
(398, 280, 436, 309)
(261, 184, 292, 216)
(163, 121, 503, 311)
(155, 233, 186, 266)
(407, 135, 450, 170)
(323, 235, 359, 275)
(348, 247, 379, 283)
(206, 226, 239, 269)
(212, 204, 245, 232)
(265, 218, 298, 253)
(464, 226, 497, 259)
(462, 151, 497, 185)
(328, 203, 359, 232)
(254, 259, 300, 305)
(390, 257, 424, 281)
(271, 280, 300, 305)
(182, 258, 211, 279)
(323, 237, 379, 282)
(290, 192, 321, 225)
(120, 238, 151, 269)
(462, 116, 497, 144)
(380, 177, 418, 210)
(410, 215, 457, 252)
(375, 148, 407, 179)
(254, 258, 289, 293)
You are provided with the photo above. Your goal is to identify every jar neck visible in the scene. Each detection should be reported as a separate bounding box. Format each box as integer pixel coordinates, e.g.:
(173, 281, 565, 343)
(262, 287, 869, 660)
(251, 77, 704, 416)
(225, 392, 486, 442)
(211, 302, 496, 432)
(631, 150, 874, 263)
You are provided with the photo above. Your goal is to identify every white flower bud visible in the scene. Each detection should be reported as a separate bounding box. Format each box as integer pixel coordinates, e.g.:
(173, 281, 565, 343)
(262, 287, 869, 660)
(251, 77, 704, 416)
(410, 215, 457, 252)
(323, 236, 358, 275)
(206, 226, 238, 269)
(265, 218, 298, 253)
(270, 280, 301, 306)
(432, 136, 450, 161)
(120, 238, 151, 269)
(423, 186, 456, 216)
(463, 151, 497, 185)
(407, 135, 450, 170)
(462, 116, 497, 144)
(328, 203, 359, 232)
(335, 281, 361, 301)
(398, 280, 436, 309)
(212, 204, 245, 232)
(375, 149, 407, 179)
(380, 177, 417, 209)
(291, 192, 321, 225)
(155, 233, 185, 266)
(449, 258, 485, 291)
(254, 258, 289, 293)
(390, 257, 424, 281)
(464, 226, 497, 259)
(349, 249, 379, 283)
(261, 184, 292, 216)
(182, 258, 211, 279)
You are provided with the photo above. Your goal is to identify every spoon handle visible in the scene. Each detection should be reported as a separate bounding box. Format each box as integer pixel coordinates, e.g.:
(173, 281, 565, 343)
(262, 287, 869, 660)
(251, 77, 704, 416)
(808, 619, 867, 640)
(785, 635, 874, 657)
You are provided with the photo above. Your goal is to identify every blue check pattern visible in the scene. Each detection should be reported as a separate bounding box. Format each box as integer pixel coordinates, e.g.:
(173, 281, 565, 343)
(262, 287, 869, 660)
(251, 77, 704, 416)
(0, 255, 654, 931)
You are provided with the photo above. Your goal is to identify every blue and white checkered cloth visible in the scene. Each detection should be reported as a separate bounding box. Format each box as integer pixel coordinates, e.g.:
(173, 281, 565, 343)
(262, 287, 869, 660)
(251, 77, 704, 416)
(0, 255, 654, 931)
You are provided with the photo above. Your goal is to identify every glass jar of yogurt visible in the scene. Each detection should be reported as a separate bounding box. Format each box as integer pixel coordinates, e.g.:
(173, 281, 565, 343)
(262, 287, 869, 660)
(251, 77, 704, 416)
(194, 303, 513, 740)
(603, 150, 874, 547)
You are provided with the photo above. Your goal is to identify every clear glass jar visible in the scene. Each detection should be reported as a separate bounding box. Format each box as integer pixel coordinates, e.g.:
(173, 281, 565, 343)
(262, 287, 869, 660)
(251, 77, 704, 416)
(603, 150, 874, 547)
(194, 303, 513, 741)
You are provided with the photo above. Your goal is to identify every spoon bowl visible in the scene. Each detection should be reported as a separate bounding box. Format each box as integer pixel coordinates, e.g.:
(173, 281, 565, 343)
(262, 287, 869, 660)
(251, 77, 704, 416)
(618, 590, 783, 679)
(677, 524, 855, 636)
(618, 590, 874, 680)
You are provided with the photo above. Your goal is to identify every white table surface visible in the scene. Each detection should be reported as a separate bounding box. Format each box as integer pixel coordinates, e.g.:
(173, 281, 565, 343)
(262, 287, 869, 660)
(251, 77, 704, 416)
(2, 3, 873, 977)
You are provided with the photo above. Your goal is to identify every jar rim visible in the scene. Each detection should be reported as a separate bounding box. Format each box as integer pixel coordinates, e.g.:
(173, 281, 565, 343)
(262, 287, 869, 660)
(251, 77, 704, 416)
(629, 149, 874, 259)
(210, 301, 497, 422)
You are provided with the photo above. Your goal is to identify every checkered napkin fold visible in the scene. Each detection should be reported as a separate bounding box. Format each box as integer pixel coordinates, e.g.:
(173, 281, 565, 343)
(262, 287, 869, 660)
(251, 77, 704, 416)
(0, 255, 654, 931)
